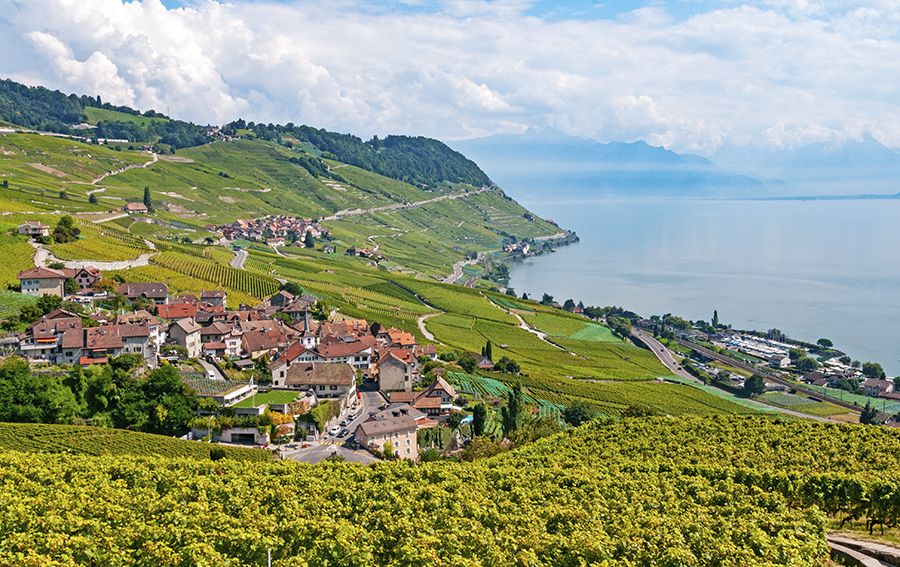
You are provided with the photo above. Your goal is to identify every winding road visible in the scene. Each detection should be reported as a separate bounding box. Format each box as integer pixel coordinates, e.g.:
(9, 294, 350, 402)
(322, 187, 491, 222)
(29, 241, 155, 270)
(91, 152, 158, 185)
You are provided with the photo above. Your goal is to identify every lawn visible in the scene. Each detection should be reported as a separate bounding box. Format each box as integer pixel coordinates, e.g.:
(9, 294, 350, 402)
(233, 390, 305, 408)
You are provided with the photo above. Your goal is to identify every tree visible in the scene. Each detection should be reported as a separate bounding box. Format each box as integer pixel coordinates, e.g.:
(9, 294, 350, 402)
(58, 190, 68, 200)
(862, 362, 886, 379)
(861, 402, 880, 426)
(64, 278, 79, 296)
(447, 410, 468, 430)
(839, 356, 852, 365)
(457, 352, 478, 374)
(622, 403, 660, 418)
(744, 374, 767, 397)
(562, 400, 598, 427)
(501, 383, 526, 437)
(521, 292, 528, 300)
(788, 348, 805, 362)
(795, 356, 818, 372)
(2, 180, 7, 188)
(383, 441, 394, 459)
(562, 299, 575, 312)
(483, 340, 492, 362)
(143, 186, 151, 208)
(460, 436, 506, 461)
(472, 403, 487, 437)
(53, 215, 78, 243)
(0, 357, 78, 424)
(280, 281, 302, 295)
(304, 231, 315, 248)
(89, 193, 98, 205)
(540, 293, 554, 306)
(817, 338, 833, 349)
(712, 310, 719, 328)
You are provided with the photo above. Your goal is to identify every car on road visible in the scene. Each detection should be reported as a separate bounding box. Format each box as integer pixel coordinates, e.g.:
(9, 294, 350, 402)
(338, 428, 349, 438)
(340, 418, 350, 426)
(347, 413, 356, 420)
(330, 425, 340, 436)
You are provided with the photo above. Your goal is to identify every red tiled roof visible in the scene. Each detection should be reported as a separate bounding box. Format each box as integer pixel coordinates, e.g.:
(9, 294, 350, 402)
(17, 266, 66, 280)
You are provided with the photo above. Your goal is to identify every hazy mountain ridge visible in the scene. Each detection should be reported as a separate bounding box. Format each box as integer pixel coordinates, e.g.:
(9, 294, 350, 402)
(449, 129, 770, 200)
(707, 136, 900, 196)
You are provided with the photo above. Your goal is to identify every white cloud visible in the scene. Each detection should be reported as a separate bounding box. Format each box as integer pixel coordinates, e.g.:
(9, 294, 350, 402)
(1, 0, 900, 151)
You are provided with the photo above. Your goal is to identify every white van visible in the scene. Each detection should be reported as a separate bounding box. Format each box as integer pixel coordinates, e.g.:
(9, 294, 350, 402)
(330, 425, 341, 436)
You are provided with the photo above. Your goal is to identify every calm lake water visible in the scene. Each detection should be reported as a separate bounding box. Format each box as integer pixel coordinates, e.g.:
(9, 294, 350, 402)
(508, 197, 900, 376)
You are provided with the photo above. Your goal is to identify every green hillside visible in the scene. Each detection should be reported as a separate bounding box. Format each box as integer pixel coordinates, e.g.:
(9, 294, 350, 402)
(5, 415, 898, 565)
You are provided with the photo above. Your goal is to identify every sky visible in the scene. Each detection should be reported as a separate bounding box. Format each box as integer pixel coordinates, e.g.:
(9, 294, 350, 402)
(2, 0, 900, 154)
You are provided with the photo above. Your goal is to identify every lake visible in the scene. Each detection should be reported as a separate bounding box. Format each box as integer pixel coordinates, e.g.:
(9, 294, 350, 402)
(508, 197, 900, 376)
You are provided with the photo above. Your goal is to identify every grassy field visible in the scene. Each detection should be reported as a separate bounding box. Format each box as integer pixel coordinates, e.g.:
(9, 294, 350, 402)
(83, 107, 169, 127)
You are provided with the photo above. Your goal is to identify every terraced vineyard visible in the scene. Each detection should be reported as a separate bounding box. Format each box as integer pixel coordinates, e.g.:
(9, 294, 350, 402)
(153, 251, 279, 298)
(0, 423, 270, 462)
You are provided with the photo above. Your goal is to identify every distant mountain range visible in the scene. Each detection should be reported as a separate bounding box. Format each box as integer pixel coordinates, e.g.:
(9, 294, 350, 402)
(707, 136, 900, 197)
(450, 129, 900, 199)
(449, 129, 769, 200)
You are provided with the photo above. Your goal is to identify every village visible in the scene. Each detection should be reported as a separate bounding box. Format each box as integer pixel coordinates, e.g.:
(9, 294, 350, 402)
(11, 247, 489, 462)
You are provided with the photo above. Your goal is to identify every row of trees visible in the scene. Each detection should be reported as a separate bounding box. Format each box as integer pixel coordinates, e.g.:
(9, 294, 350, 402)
(0, 356, 199, 436)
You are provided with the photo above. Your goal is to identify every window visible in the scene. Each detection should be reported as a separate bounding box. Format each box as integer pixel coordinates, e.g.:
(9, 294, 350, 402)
(405, 439, 410, 445)
(406, 448, 411, 454)
(330, 385, 337, 391)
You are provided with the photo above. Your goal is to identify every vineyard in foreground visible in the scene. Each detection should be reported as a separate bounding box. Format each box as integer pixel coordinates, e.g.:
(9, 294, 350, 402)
(0, 423, 269, 462)
(6, 415, 900, 565)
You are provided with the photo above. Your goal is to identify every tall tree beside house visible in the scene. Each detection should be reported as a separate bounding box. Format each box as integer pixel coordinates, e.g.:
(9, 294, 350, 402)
(861, 402, 880, 426)
(501, 383, 526, 438)
(143, 186, 151, 209)
(563, 299, 575, 312)
(304, 231, 315, 249)
(472, 403, 488, 437)
(64, 278, 79, 296)
(482, 340, 492, 361)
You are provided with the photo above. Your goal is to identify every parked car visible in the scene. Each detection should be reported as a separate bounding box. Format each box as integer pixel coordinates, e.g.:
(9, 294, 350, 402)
(340, 418, 350, 426)
(347, 413, 357, 420)
(330, 425, 340, 436)
(338, 428, 349, 438)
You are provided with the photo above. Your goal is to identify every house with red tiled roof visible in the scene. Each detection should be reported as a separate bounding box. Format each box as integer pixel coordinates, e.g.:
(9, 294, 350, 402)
(241, 327, 290, 359)
(16, 221, 49, 237)
(118, 282, 169, 305)
(158, 303, 196, 321)
(386, 377, 457, 416)
(283, 362, 358, 410)
(378, 349, 416, 392)
(17, 315, 83, 364)
(200, 289, 227, 308)
(355, 404, 420, 460)
(169, 318, 202, 358)
(124, 202, 148, 213)
(17, 266, 67, 297)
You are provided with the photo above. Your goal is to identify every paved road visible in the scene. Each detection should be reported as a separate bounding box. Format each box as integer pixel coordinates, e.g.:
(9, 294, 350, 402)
(197, 359, 224, 381)
(280, 389, 385, 465)
(634, 329, 842, 422)
(230, 249, 248, 270)
(417, 313, 440, 342)
(443, 251, 492, 284)
(29, 241, 155, 270)
(91, 152, 158, 185)
(631, 329, 695, 381)
(321, 187, 490, 222)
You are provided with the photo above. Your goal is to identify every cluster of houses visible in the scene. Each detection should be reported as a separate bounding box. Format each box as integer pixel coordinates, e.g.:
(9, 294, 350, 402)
(216, 215, 329, 244)
(13, 276, 455, 459)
